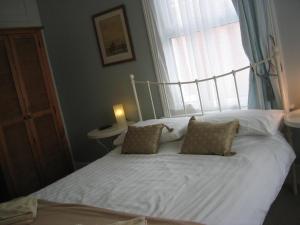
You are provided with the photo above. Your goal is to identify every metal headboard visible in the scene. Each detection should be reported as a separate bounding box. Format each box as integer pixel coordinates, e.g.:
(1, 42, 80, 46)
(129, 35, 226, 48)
(130, 48, 286, 121)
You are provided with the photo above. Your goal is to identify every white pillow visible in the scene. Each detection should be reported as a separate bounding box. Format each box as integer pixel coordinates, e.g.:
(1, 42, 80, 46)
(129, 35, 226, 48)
(114, 110, 283, 146)
(113, 117, 189, 146)
(197, 110, 283, 136)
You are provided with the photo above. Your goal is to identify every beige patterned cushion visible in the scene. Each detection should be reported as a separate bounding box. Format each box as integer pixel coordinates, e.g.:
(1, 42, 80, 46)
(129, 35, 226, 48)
(181, 116, 239, 156)
(121, 124, 172, 154)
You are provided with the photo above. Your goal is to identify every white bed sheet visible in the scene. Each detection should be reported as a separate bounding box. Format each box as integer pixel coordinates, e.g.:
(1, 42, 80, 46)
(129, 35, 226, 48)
(33, 133, 295, 225)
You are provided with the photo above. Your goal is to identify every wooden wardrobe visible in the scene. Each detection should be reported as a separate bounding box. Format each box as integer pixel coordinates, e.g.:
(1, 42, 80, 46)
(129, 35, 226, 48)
(0, 27, 73, 201)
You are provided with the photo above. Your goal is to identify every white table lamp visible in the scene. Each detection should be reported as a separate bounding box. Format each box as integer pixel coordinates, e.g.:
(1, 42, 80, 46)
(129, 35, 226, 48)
(113, 104, 127, 128)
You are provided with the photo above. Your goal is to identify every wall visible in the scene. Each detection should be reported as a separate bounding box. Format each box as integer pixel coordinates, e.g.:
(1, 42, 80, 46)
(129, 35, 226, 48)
(0, 0, 41, 28)
(37, 0, 163, 162)
(273, 0, 300, 108)
(273, 0, 300, 170)
(4, 0, 299, 163)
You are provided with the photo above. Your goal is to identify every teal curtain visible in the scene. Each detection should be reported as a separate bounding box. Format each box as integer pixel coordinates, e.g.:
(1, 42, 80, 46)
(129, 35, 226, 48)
(232, 0, 281, 109)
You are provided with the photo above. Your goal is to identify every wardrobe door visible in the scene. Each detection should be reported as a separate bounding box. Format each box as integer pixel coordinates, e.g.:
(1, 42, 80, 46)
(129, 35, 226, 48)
(9, 32, 73, 185)
(0, 36, 41, 196)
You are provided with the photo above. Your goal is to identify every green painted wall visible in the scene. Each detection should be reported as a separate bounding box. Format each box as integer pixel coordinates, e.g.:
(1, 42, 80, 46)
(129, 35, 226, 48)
(37, 0, 163, 162)
(0, 0, 41, 28)
(273, 0, 300, 109)
(36, 0, 300, 163)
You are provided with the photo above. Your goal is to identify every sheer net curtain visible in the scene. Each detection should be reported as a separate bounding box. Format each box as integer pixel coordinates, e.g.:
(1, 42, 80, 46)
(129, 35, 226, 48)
(145, 0, 250, 115)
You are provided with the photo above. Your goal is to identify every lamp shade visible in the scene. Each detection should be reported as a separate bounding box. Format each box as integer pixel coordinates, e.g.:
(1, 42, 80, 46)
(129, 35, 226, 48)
(113, 104, 127, 128)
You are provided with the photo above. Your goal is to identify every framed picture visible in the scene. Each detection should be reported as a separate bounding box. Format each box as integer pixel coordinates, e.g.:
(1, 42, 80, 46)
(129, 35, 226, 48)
(93, 5, 135, 66)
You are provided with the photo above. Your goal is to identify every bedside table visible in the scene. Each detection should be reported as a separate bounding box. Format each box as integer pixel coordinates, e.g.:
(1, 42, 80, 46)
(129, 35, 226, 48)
(88, 122, 134, 151)
(88, 125, 127, 151)
(284, 109, 300, 195)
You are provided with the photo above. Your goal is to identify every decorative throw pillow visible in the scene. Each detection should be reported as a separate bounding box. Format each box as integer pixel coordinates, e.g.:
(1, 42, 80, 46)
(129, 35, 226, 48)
(181, 116, 239, 156)
(121, 124, 173, 154)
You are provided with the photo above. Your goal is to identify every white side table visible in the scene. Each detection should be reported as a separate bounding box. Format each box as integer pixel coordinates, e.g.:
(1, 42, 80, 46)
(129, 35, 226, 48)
(284, 109, 300, 195)
(87, 122, 134, 151)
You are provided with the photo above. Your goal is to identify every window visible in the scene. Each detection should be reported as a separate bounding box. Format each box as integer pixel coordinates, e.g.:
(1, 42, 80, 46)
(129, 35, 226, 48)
(151, 0, 249, 114)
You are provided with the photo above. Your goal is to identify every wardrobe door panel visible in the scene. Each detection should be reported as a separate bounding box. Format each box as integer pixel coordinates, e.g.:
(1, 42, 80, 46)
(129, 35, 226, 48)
(0, 121, 41, 195)
(0, 37, 23, 123)
(32, 113, 71, 184)
(9, 31, 73, 185)
(10, 34, 50, 114)
(0, 35, 39, 198)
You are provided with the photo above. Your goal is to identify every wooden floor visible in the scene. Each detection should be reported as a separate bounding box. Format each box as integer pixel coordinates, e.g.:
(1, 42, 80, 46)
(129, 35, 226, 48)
(263, 184, 300, 225)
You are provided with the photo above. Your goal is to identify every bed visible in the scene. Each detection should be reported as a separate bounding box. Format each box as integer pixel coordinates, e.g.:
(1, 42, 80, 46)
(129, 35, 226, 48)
(32, 111, 295, 225)
(30, 51, 295, 225)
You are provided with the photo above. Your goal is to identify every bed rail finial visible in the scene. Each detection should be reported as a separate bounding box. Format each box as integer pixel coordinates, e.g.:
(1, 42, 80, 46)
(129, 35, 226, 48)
(129, 74, 143, 121)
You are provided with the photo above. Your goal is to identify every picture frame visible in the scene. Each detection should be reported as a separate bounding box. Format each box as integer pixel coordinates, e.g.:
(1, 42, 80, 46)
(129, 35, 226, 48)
(93, 5, 135, 66)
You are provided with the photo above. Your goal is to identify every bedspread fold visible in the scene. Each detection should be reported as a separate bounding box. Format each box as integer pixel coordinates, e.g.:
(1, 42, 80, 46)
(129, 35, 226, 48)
(32, 200, 204, 225)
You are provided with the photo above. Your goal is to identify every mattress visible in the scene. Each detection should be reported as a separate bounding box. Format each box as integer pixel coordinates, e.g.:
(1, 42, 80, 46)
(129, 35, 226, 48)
(33, 133, 295, 225)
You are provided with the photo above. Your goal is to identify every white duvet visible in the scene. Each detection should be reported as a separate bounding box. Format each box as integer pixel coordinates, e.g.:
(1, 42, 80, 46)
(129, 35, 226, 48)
(33, 133, 295, 225)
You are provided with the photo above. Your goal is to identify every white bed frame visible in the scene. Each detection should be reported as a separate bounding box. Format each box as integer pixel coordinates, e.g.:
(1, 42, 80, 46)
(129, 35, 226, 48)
(130, 48, 286, 121)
